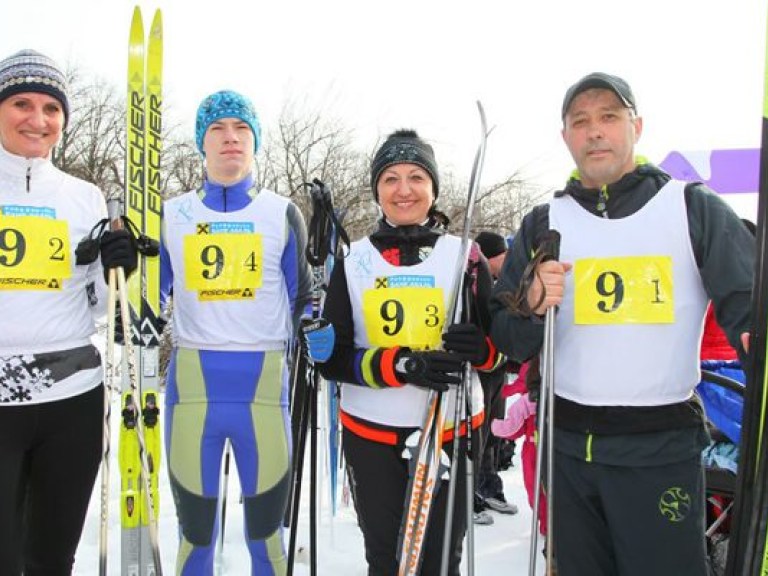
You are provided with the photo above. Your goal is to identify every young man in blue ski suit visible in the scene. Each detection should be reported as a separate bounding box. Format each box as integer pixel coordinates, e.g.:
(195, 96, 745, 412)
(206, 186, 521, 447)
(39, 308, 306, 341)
(160, 90, 311, 575)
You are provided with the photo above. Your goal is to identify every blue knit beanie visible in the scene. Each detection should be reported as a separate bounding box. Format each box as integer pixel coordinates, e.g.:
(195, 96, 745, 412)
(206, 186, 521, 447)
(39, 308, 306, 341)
(195, 90, 261, 155)
(0, 49, 69, 126)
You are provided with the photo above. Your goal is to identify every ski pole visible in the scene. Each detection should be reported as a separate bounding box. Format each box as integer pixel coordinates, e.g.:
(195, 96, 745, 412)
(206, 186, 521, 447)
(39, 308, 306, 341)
(220, 440, 232, 549)
(438, 101, 488, 576)
(309, 334, 319, 575)
(286, 340, 311, 575)
(285, 334, 308, 531)
(543, 295, 556, 576)
(302, 179, 339, 575)
(463, 274, 477, 576)
(529, 359, 547, 575)
(527, 230, 561, 576)
(463, 361, 476, 576)
(99, 264, 118, 576)
(287, 179, 347, 575)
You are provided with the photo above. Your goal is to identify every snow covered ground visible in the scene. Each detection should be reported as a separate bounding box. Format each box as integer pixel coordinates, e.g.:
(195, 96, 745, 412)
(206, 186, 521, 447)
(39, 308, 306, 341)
(74, 390, 544, 575)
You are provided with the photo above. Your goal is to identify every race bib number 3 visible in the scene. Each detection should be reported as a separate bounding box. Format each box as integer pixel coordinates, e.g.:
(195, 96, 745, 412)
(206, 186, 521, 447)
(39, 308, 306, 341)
(363, 287, 444, 349)
(184, 233, 263, 297)
(0, 216, 71, 284)
(574, 256, 674, 325)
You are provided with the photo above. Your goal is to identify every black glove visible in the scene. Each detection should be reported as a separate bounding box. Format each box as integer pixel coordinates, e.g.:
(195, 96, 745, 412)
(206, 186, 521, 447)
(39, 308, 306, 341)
(442, 323, 489, 365)
(100, 229, 138, 282)
(394, 349, 464, 392)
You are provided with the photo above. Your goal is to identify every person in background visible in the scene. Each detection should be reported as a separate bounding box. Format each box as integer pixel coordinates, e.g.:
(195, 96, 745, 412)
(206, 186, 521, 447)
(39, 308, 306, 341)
(160, 90, 311, 575)
(696, 218, 756, 449)
(473, 231, 518, 522)
(490, 72, 754, 576)
(0, 49, 137, 575)
(700, 218, 756, 364)
(304, 129, 503, 575)
(491, 360, 548, 524)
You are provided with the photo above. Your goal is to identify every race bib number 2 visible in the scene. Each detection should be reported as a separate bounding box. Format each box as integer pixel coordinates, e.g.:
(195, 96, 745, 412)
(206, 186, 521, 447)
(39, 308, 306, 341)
(574, 256, 674, 324)
(363, 286, 444, 349)
(0, 216, 70, 290)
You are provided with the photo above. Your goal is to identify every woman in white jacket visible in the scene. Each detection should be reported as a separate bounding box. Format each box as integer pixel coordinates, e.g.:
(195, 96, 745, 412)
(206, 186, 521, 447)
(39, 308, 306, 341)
(0, 49, 136, 576)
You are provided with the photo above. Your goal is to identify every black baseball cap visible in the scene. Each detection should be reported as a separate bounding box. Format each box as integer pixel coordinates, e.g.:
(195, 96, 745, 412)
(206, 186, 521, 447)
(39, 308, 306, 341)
(561, 72, 636, 120)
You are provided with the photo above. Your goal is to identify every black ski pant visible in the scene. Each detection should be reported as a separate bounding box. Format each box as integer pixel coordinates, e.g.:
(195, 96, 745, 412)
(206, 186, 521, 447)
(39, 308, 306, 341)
(553, 451, 708, 576)
(0, 384, 103, 576)
(477, 370, 508, 500)
(343, 427, 468, 576)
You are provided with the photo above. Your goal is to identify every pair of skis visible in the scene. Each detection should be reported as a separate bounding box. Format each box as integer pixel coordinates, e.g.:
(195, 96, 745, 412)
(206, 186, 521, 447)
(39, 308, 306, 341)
(117, 6, 164, 576)
(104, 208, 163, 576)
(396, 102, 488, 576)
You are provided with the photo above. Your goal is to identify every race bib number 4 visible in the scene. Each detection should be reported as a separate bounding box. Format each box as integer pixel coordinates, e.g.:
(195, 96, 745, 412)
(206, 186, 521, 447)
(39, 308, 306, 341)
(183, 233, 263, 300)
(574, 256, 674, 324)
(0, 216, 70, 290)
(363, 286, 444, 349)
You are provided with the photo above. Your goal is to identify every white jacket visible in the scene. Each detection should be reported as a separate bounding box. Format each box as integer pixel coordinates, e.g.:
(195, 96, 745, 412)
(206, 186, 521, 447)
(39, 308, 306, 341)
(0, 143, 107, 403)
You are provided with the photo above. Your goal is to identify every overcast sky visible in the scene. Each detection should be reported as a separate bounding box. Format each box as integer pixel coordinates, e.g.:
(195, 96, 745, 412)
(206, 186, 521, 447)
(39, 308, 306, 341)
(2, 0, 765, 215)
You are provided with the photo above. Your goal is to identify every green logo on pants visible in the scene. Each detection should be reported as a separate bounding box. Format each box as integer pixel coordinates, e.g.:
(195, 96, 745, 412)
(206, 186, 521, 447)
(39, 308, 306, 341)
(659, 486, 691, 522)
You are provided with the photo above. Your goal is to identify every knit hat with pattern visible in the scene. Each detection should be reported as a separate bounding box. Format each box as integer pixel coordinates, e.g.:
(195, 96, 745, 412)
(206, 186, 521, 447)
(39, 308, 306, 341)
(0, 49, 69, 125)
(195, 89, 261, 155)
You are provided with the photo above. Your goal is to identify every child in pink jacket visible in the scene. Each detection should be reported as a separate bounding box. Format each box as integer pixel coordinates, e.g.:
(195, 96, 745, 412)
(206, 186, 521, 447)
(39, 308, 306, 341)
(491, 360, 548, 535)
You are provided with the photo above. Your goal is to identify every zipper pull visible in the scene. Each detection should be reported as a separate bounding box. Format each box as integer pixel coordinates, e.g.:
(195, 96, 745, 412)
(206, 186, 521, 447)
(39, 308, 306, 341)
(596, 186, 609, 217)
(26, 163, 32, 193)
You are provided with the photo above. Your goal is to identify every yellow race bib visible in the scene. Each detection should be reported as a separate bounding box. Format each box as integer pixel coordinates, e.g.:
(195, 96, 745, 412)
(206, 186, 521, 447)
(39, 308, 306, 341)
(363, 286, 445, 349)
(574, 256, 674, 324)
(0, 216, 70, 290)
(183, 232, 263, 301)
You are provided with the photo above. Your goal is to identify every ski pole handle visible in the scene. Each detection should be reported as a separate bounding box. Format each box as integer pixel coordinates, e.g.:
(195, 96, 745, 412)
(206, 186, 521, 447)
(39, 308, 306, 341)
(538, 229, 561, 262)
(107, 199, 124, 232)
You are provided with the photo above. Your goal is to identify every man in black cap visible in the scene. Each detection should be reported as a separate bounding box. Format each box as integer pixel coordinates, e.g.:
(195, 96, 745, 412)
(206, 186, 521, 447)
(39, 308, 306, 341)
(489, 72, 755, 575)
(476, 231, 508, 279)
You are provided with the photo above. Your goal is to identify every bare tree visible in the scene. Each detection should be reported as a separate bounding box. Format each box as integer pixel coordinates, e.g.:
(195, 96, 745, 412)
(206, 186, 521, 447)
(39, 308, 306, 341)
(256, 100, 376, 240)
(162, 139, 202, 198)
(419, 166, 549, 241)
(54, 67, 125, 200)
(53, 67, 546, 245)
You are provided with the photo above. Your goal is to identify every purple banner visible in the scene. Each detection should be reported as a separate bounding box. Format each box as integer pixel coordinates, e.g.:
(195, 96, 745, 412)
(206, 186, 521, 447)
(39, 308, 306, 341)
(659, 149, 759, 194)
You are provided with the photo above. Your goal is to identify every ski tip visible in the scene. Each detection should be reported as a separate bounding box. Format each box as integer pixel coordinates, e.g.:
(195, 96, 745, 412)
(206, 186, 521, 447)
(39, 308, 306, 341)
(131, 5, 142, 25)
(129, 6, 145, 55)
(150, 8, 162, 36)
(475, 100, 488, 134)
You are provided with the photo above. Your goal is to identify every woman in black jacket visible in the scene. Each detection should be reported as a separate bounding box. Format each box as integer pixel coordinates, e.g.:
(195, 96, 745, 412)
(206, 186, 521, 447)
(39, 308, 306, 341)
(305, 129, 502, 575)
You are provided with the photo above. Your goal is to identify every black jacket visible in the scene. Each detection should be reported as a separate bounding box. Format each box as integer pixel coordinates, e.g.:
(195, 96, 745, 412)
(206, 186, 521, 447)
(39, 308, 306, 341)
(489, 162, 755, 434)
(320, 217, 499, 388)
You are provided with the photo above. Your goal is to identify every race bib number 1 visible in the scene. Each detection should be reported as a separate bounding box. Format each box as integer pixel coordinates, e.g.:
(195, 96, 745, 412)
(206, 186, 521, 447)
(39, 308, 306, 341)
(574, 255, 674, 325)
(363, 287, 445, 349)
